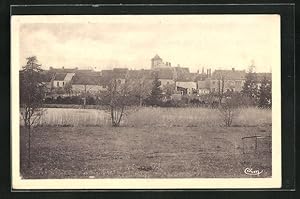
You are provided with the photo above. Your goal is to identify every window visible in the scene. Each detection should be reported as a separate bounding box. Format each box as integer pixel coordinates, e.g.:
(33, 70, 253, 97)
(63, 82, 65, 86)
(57, 82, 59, 87)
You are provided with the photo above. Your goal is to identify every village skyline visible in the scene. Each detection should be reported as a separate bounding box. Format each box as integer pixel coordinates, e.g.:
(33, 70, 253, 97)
(18, 15, 279, 73)
(20, 54, 272, 74)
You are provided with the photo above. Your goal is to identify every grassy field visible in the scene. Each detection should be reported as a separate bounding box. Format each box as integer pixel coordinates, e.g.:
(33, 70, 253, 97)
(20, 107, 272, 178)
(27, 107, 272, 128)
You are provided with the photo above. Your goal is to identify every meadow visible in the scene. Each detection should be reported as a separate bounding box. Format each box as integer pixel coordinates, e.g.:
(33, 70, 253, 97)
(28, 106, 272, 128)
(20, 107, 272, 178)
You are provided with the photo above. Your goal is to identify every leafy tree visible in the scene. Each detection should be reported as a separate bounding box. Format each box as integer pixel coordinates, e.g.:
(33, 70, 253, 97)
(20, 56, 45, 168)
(257, 77, 272, 108)
(242, 65, 258, 105)
(147, 72, 163, 106)
(128, 78, 152, 106)
(162, 82, 176, 98)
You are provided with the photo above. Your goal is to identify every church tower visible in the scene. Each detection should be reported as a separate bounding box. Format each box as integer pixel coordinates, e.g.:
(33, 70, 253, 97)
(151, 54, 163, 69)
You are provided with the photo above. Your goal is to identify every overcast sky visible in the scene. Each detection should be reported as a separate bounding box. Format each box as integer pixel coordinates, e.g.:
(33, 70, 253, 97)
(18, 15, 280, 73)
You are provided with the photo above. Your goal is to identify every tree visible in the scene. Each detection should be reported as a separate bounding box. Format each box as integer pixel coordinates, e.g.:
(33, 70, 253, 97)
(162, 82, 176, 98)
(100, 78, 132, 127)
(64, 82, 72, 96)
(20, 56, 45, 168)
(217, 76, 225, 105)
(129, 78, 152, 106)
(257, 77, 272, 108)
(218, 93, 241, 127)
(241, 65, 258, 105)
(147, 72, 163, 106)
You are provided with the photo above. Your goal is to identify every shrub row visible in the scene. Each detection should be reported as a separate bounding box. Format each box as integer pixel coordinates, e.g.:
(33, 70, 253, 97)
(44, 93, 261, 108)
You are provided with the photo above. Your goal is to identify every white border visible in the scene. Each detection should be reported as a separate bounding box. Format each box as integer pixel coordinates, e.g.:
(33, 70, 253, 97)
(11, 15, 281, 189)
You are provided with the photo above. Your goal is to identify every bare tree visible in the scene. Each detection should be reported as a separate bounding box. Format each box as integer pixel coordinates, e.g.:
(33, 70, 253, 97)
(20, 56, 45, 167)
(218, 94, 240, 127)
(101, 78, 132, 127)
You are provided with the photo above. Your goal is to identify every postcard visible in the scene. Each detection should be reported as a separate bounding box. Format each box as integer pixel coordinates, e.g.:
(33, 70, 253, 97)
(11, 14, 281, 189)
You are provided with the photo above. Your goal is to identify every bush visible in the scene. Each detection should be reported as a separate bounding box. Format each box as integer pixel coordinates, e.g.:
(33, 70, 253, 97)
(160, 100, 176, 107)
(218, 95, 241, 127)
(86, 96, 96, 105)
(44, 97, 54, 104)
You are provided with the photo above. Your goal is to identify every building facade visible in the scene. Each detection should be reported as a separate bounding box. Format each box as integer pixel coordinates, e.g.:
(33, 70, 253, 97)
(210, 68, 246, 93)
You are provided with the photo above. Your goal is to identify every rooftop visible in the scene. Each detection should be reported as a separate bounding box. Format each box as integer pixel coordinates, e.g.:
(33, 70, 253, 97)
(155, 68, 173, 79)
(72, 74, 100, 85)
(151, 54, 162, 60)
(54, 73, 67, 81)
(212, 69, 246, 80)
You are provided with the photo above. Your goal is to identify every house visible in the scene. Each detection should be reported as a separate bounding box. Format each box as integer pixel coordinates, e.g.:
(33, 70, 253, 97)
(173, 66, 190, 81)
(210, 68, 246, 93)
(155, 68, 175, 88)
(49, 66, 78, 73)
(40, 70, 56, 90)
(71, 74, 104, 95)
(127, 69, 154, 86)
(53, 73, 67, 88)
(100, 68, 129, 87)
(194, 70, 210, 95)
(127, 69, 153, 80)
(175, 81, 197, 95)
(49, 67, 78, 88)
(52, 72, 75, 88)
(197, 80, 210, 95)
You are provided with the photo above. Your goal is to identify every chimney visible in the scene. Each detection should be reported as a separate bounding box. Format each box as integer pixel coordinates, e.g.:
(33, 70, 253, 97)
(232, 68, 235, 71)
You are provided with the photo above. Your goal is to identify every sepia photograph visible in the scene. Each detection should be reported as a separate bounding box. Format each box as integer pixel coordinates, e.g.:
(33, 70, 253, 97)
(11, 14, 281, 189)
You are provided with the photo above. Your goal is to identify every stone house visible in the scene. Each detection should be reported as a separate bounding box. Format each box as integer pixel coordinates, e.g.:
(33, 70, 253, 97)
(210, 68, 246, 93)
